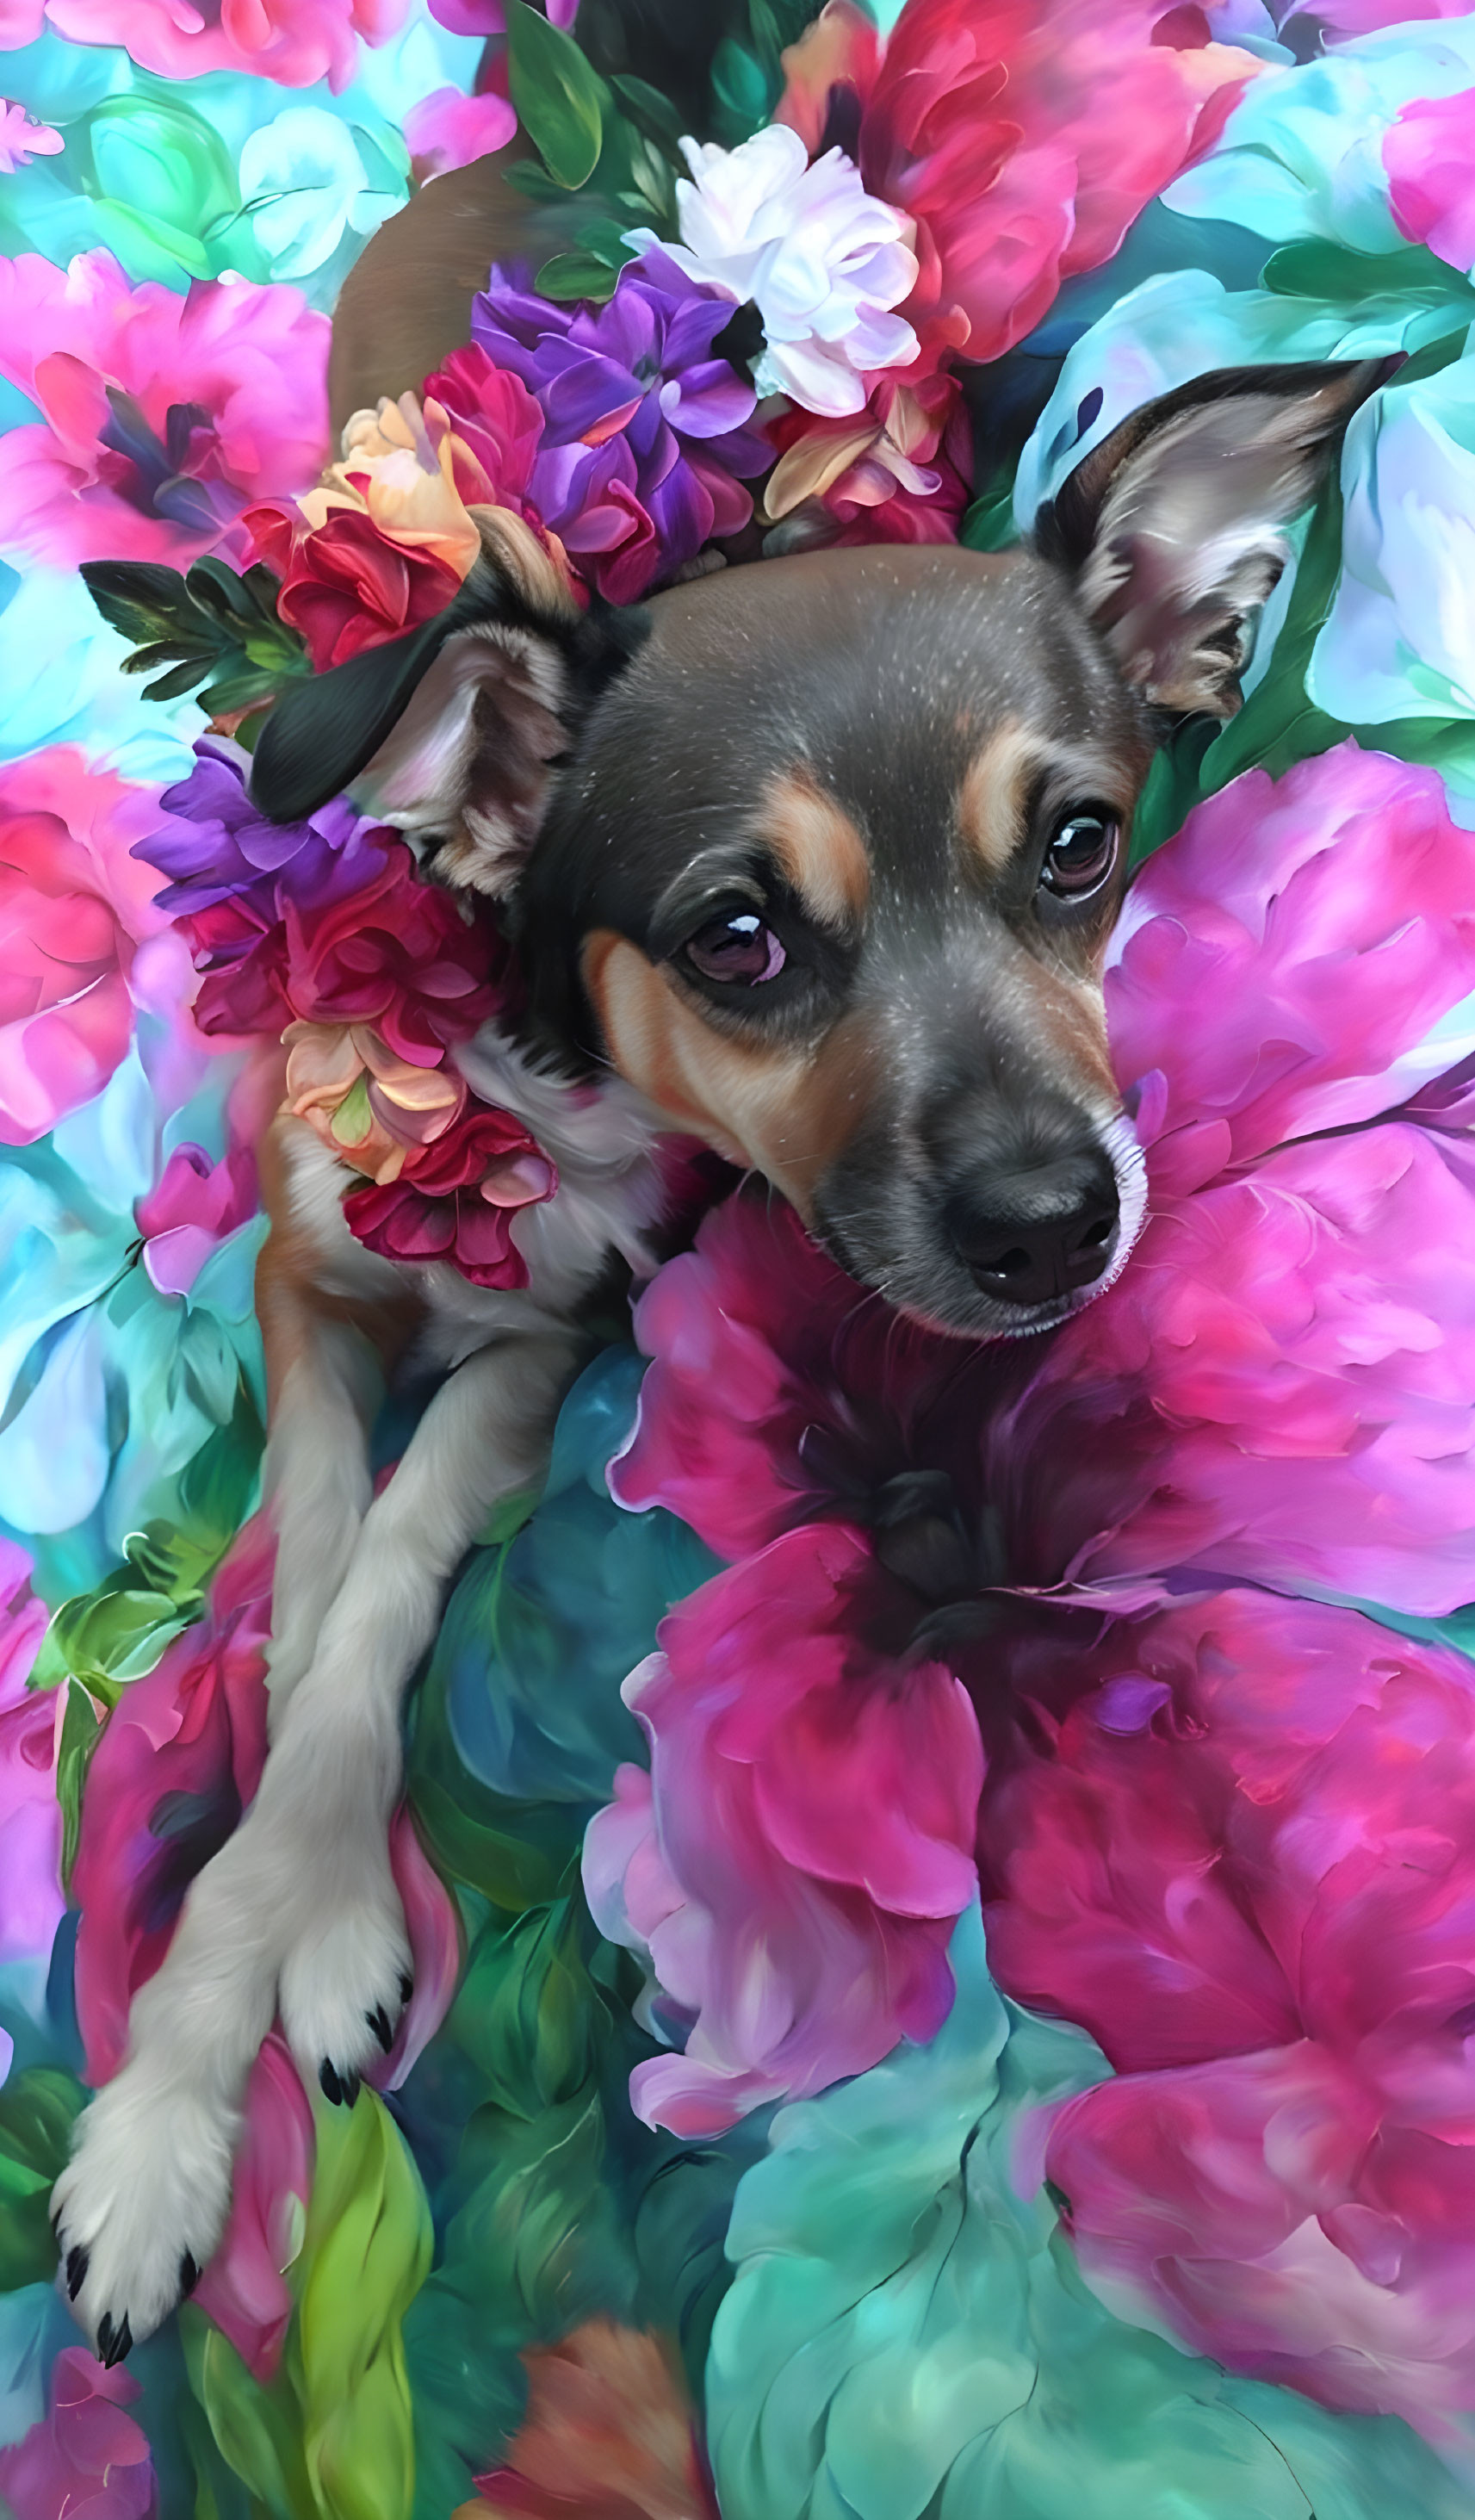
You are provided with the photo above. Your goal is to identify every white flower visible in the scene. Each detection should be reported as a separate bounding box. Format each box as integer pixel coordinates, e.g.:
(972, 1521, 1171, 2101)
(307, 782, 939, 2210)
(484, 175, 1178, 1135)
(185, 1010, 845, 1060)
(239, 109, 400, 283)
(630, 124, 920, 419)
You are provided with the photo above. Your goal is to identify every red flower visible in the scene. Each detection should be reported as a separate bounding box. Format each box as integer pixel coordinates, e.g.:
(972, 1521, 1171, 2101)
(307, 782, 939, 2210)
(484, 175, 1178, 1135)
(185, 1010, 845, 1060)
(282, 844, 502, 1060)
(344, 1099, 557, 1287)
(421, 342, 545, 516)
(245, 499, 462, 671)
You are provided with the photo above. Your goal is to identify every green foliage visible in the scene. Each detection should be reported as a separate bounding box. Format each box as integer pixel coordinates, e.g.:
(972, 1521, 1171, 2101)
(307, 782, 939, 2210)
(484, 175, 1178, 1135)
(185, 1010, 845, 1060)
(0, 2068, 85, 2291)
(80, 556, 309, 727)
(505, 2, 607, 191)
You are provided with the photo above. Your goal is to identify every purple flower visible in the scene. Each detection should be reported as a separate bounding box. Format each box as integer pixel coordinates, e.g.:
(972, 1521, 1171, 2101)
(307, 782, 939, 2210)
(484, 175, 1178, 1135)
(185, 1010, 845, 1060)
(471, 247, 767, 601)
(138, 736, 383, 920)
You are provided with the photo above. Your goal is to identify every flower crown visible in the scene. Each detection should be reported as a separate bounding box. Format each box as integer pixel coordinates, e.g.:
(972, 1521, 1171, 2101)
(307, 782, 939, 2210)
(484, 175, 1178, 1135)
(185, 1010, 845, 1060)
(85, 0, 1258, 1287)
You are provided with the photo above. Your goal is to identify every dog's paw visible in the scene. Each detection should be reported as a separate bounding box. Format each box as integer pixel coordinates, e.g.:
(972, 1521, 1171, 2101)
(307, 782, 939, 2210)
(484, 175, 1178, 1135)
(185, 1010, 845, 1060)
(51, 2065, 236, 2357)
(278, 1864, 412, 2105)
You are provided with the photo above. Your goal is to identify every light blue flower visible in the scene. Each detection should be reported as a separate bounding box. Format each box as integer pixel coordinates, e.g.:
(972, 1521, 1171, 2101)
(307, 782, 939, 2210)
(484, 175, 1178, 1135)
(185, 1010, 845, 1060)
(239, 103, 400, 282)
(0, 1046, 262, 1596)
(0, 568, 197, 785)
(708, 1902, 1473, 2520)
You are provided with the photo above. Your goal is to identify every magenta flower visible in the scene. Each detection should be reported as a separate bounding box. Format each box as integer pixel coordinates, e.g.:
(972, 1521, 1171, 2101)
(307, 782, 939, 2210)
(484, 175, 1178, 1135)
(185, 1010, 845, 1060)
(344, 1100, 556, 1288)
(19, 0, 407, 91)
(134, 1142, 257, 1297)
(591, 741, 1475, 2138)
(404, 85, 517, 183)
(0, 252, 328, 568)
(0, 748, 174, 1147)
(1385, 87, 1475, 272)
(470, 250, 767, 602)
(0, 1536, 59, 1977)
(982, 1586, 1475, 2436)
(0, 2346, 154, 2520)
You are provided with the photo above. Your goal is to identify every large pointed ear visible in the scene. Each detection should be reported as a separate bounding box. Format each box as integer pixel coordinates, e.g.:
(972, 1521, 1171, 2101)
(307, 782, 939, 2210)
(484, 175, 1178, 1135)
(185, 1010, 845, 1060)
(249, 512, 650, 895)
(1032, 359, 1390, 720)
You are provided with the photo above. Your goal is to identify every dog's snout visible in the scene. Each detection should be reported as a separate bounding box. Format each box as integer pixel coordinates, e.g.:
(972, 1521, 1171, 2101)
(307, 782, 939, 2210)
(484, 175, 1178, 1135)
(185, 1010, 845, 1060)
(946, 1150, 1120, 1308)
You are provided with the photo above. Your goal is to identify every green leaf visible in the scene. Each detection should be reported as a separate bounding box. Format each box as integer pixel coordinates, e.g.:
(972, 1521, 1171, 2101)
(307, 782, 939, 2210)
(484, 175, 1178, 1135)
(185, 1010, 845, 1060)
(291, 2092, 433, 2520)
(0, 2066, 85, 2290)
(534, 249, 622, 303)
(711, 35, 775, 146)
(506, 1, 606, 193)
(182, 2310, 318, 2520)
(448, 1894, 605, 2120)
(79, 556, 309, 721)
(609, 72, 687, 161)
(55, 1679, 102, 1891)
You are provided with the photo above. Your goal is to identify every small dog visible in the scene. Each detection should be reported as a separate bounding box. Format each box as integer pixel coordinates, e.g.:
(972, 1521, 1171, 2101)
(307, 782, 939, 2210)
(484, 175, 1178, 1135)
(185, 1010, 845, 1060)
(50, 164, 1379, 2355)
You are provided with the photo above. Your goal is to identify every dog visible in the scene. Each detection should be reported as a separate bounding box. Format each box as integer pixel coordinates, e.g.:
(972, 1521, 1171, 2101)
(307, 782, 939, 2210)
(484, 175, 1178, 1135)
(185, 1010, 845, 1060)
(49, 150, 1381, 2358)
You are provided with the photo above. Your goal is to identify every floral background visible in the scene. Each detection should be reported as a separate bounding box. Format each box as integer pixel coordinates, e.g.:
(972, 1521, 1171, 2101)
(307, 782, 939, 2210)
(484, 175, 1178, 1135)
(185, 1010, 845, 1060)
(3, 0, 1475, 2514)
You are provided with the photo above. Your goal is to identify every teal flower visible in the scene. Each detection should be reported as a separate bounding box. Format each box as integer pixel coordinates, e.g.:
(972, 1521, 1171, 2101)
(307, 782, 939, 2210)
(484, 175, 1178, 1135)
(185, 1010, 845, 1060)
(239, 103, 401, 283)
(708, 1903, 1472, 2518)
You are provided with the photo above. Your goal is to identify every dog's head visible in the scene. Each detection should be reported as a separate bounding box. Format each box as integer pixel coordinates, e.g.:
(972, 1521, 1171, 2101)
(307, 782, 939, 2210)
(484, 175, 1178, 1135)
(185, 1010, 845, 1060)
(252, 359, 1378, 1338)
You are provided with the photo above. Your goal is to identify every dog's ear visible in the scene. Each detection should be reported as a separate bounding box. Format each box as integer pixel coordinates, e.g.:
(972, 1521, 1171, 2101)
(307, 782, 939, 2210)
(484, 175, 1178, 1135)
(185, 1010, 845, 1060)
(249, 512, 650, 896)
(1033, 359, 1389, 719)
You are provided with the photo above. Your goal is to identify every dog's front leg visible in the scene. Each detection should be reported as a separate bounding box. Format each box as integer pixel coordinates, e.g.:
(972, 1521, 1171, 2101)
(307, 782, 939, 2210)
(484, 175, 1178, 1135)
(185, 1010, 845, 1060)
(53, 1321, 582, 2358)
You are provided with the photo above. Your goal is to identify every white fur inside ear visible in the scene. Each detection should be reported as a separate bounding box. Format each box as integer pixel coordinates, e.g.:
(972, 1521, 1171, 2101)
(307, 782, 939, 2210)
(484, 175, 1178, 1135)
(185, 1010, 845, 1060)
(350, 623, 569, 896)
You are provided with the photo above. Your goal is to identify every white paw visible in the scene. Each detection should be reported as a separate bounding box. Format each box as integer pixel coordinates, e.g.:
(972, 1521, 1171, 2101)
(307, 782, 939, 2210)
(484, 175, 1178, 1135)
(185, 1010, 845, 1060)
(51, 2063, 238, 2360)
(277, 1855, 412, 2107)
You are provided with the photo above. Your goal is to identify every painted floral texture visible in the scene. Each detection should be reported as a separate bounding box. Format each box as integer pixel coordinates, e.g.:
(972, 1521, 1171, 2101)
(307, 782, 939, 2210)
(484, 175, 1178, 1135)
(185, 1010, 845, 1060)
(0, 251, 330, 568)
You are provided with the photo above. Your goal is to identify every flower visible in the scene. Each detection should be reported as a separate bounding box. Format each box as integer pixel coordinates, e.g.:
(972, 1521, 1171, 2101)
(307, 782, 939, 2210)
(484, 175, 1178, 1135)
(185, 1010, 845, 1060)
(762, 367, 972, 547)
(469, 2323, 718, 2520)
(427, 0, 574, 28)
(283, 1019, 467, 1182)
(239, 106, 402, 282)
(0, 747, 172, 1145)
(419, 347, 545, 518)
(0, 101, 61, 174)
(134, 1141, 258, 1296)
(0, 2347, 155, 2520)
(774, 0, 1261, 369)
(299, 389, 488, 575)
(280, 842, 502, 1058)
(343, 1099, 556, 1288)
(147, 736, 382, 921)
(591, 742, 1475, 2134)
(403, 84, 517, 183)
(636, 125, 920, 417)
(982, 1588, 1475, 2433)
(1385, 88, 1475, 275)
(32, 0, 409, 93)
(246, 499, 463, 672)
(0, 252, 330, 570)
(470, 248, 766, 601)
(0, 1538, 59, 1978)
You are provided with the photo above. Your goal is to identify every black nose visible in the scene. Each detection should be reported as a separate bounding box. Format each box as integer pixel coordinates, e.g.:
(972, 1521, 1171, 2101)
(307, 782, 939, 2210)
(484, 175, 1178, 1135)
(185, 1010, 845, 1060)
(947, 1151, 1119, 1307)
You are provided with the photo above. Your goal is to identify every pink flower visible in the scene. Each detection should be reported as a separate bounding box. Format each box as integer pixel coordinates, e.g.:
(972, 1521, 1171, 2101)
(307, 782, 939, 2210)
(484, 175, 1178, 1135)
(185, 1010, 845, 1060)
(0, 2346, 154, 2520)
(421, 345, 545, 519)
(976, 1587, 1475, 2433)
(777, 0, 1261, 369)
(0, 748, 173, 1146)
(283, 1020, 468, 1184)
(588, 1524, 982, 2136)
(0, 101, 62, 174)
(1385, 88, 1475, 274)
(763, 369, 972, 548)
(594, 742, 1475, 2136)
(0, 252, 329, 568)
(70, 1515, 459, 2378)
(27, 0, 407, 92)
(134, 1142, 258, 1296)
(404, 85, 517, 183)
(343, 1099, 556, 1288)
(0, 1536, 59, 1975)
(427, 0, 574, 28)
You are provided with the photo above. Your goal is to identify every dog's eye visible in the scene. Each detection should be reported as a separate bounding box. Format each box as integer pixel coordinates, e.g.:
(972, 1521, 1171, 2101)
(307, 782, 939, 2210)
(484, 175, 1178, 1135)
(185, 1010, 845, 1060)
(682, 911, 787, 986)
(1041, 811, 1119, 899)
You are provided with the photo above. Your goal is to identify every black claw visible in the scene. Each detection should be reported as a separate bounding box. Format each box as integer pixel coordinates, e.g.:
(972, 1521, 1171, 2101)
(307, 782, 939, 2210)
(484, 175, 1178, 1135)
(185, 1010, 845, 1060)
(96, 2309, 133, 2368)
(367, 2004, 393, 2054)
(340, 2070, 361, 2109)
(399, 1971, 413, 2006)
(65, 2244, 89, 2302)
(179, 2251, 201, 2299)
(319, 2058, 343, 2107)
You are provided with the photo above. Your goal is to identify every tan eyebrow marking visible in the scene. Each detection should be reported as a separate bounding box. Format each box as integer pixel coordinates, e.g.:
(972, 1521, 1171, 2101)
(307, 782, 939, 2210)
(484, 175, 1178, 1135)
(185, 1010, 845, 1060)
(957, 721, 1048, 878)
(762, 766, 870, 930)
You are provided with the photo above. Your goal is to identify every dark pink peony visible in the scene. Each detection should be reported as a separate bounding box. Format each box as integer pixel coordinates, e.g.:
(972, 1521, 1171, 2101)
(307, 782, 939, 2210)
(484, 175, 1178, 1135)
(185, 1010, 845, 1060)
(763, 369, 973, 548)
(1385, 88, 1475, 274)
(343, 1099, 556, 1288)
(0, 748, 176, 1145)
(134, 1141, 257, 1297)
(0, 253, 328, 568)
(0, 2347, 154, 2520)
(776, 0, 1261, 369)
(245, 498, 462, 673)
(0, 1537, 59, 1976)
